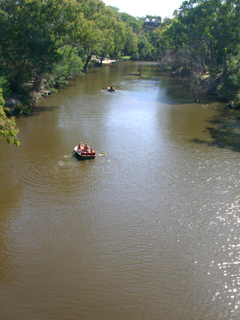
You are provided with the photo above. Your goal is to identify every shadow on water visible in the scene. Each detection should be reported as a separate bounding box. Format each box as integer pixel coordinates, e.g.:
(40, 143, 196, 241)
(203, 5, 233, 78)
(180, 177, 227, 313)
(191, 108, 240, 152)
(29, 105, 60, 116)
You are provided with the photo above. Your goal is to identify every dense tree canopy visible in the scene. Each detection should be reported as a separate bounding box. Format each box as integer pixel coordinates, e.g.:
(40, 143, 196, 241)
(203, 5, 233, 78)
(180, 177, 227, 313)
(163, 0, 240, 74)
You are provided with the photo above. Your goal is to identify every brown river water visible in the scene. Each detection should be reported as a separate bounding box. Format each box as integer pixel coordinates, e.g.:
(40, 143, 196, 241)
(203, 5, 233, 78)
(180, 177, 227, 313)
(0, 61, 240, 320)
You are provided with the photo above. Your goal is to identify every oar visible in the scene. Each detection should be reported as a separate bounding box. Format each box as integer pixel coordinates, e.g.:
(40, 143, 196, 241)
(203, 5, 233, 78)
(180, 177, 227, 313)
(64, 151, 76, 158)
(96, 151, 106, 156)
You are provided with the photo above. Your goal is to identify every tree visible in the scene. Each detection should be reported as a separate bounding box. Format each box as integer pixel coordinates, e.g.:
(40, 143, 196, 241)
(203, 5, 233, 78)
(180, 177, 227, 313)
(0, 88, 19, 146)
(118, 12, 143, 34)
(0, 0, 91, 93)
(162, 0, 240, 75)
(123, 27, 138, 56)
(138, 33, 156, 60)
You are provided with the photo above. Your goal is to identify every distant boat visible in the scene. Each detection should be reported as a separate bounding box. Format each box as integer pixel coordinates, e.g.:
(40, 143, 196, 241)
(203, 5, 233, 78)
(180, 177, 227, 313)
(129, 72, 141, 76)
(74, 146, 95, 160)
(102, 59, 116, 65)
(108, 86, 115, 91)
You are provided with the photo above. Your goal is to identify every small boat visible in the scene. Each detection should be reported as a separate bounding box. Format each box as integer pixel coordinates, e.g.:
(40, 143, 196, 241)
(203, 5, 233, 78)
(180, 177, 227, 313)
(108, 86, 115, 91)
(129, 73, 141, 76)
(74, 146, 95, 160)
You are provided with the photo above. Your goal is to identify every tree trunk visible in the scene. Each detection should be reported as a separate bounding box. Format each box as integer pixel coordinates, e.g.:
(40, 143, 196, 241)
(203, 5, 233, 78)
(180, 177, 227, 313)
(222, 60, 228, 74)
(83, 53, 92, 73)
(32, 72, 44, 92)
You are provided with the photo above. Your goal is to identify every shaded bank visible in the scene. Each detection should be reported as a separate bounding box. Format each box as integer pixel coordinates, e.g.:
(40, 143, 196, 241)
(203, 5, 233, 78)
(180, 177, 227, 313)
(158, 50, 240, 111)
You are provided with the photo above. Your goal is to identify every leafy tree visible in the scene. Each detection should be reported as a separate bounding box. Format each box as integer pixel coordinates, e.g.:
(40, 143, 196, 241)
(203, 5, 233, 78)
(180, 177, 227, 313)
(74, 1, 126, 69)
(123, 27, 138, 56)
(46, 46, 84, 88)
(0, 88, 19, 146)
(138, 34, 156, 60)
(162, 0, 240, 75)
(118, 12, 143, 34)
(0, 0, 91, 93)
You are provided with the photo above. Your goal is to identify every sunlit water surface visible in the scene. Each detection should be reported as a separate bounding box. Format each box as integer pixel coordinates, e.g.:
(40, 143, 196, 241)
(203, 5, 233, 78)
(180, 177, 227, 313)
(0, 62, 240, 320)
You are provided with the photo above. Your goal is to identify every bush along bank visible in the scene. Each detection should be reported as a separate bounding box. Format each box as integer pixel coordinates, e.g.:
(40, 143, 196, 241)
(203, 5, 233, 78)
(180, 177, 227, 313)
(158, 49, 240, 111)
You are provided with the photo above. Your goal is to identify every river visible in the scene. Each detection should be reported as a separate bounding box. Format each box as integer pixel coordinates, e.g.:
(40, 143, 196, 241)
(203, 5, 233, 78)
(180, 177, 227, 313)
(0, 61, 240, 320)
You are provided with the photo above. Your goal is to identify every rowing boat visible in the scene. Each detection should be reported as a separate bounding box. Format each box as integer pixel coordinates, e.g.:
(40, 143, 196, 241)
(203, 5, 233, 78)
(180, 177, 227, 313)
(74, 146, 95, 160)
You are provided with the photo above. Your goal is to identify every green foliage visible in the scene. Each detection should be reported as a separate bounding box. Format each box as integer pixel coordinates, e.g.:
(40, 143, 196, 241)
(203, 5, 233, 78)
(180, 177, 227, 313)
(228, 75, 240, 91)
(124, 27, 138, 56)
(0, 0, 92, 92)
(221, 52, 240, 98)
(118, 12, 143, 34)
(162, 0, 240, 75)
(13, 104, 31, 116)
(47, 46, 84, 88)
(0, 88, 19, 146)
(0, 0, 167, 93)
(0, 0, 238, 104)
(137, 34, 156, 60)
(0, 77, 12, 99)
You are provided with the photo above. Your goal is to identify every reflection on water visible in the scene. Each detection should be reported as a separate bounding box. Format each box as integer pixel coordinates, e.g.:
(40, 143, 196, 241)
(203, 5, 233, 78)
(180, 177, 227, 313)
(0, 62, 240, 320)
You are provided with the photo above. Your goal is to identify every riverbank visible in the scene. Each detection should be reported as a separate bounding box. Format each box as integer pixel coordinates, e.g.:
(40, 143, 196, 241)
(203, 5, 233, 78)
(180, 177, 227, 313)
(178, 70, 239, 109)
(158, 55, 240, 110)
(3, 57, 130, 116)
(4, 57, 240, 118)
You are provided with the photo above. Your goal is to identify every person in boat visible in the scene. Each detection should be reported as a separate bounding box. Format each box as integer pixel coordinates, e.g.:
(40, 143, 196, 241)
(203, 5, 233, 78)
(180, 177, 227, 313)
(78, 142, 83, 151)
(84, 143, 90, 152)
(90, 148, 95, 153)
